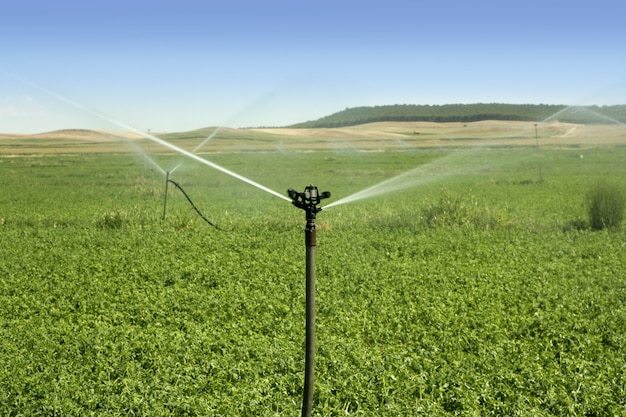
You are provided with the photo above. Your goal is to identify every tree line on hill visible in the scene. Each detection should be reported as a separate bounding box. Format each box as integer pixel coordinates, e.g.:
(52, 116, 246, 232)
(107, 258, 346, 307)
(288, 104, 626, 128)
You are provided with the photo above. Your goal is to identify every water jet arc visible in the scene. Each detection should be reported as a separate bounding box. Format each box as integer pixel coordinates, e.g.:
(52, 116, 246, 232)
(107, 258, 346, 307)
(15, 77, 290, 203)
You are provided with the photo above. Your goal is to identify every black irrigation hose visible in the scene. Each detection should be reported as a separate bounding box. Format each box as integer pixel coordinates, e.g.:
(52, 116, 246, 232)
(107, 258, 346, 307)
(167, 179, 220, 230)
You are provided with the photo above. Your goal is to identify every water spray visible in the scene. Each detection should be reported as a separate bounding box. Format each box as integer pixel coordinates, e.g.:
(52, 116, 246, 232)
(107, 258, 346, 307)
(11, 75, 290, 203)
(288, 185, 331, 417)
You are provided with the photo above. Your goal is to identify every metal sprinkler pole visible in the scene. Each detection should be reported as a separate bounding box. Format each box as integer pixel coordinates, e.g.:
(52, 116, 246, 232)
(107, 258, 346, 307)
(288, 185, 331, 417)
(303, 212, 316, 417)
(162, 171, 170, 221)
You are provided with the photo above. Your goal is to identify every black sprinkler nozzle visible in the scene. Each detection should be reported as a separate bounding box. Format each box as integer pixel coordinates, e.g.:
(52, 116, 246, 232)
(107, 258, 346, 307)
(288, 185, 331, 219)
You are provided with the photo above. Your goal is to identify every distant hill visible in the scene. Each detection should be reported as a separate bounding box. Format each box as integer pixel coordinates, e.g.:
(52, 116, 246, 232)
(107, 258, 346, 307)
(289, 103, 626, 128)
(27, 129, 130, 141)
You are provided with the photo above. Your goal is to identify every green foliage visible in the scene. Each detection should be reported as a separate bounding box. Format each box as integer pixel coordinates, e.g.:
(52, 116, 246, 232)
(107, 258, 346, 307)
(96, 210, 126, 229)
(0, 148, 625, 415)
(587, 180, 625, 230)
(423, 189, 503, 230)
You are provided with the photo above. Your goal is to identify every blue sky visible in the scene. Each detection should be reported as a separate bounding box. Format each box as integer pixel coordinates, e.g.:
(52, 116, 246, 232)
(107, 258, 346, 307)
(1, 0, 625, 133)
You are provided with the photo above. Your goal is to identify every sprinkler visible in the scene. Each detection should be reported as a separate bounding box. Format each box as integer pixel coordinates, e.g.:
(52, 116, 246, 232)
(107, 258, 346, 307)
(288, 185, 330, 417)
(162, 171, 170, 221)
(162, 171, 219, 229)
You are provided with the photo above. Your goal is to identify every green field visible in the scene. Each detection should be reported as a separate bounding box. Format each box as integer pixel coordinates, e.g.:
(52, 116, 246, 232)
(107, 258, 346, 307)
(1, 136, 625, 415)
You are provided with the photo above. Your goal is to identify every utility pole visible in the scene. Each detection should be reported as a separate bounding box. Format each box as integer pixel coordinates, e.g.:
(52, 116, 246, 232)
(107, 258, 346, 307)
(535, 124, 543, 182)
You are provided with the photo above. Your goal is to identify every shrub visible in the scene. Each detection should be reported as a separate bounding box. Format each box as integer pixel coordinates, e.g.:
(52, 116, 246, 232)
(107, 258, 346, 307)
(423, 189, 502, 230)
(96, 210, 125, 229)
(562, 217, 589, 232)
(587, 181, 625, 230)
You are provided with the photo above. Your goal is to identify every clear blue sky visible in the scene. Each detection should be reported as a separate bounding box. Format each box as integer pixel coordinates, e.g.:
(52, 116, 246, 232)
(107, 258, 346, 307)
(1, 0, 625, 133)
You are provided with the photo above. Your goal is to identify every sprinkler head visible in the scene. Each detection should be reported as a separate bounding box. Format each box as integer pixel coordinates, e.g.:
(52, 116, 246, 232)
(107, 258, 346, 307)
(288, 185, 331, 219)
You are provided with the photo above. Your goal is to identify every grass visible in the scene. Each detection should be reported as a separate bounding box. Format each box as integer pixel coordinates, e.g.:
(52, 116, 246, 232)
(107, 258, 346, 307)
(0, 128, 625, 415)
(587, 180, 626, 230)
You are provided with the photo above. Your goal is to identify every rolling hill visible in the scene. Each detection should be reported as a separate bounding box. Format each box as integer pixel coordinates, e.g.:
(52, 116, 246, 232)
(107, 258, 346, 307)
(289, 103, 626, 128)
(1, 104, 625, 154)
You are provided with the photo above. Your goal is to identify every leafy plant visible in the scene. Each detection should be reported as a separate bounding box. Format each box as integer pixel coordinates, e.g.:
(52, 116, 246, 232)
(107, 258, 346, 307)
(96, 210, 125, 229)
(423, 189, 502, 230)
(586, 180, 625, 230)
(1, 147, 625, 415)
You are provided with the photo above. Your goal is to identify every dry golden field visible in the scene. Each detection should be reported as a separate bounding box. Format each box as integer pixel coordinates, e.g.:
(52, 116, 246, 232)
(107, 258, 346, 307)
(1, 121, 624, 155)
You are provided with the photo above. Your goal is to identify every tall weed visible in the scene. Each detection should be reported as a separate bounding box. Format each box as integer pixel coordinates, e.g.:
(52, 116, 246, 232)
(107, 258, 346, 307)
(587, 180, 625, 230)
(423, 189, 503, 230)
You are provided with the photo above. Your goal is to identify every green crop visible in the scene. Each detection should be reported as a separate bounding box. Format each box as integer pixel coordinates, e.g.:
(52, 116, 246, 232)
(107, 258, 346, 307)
(0, 147, 625, 415)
